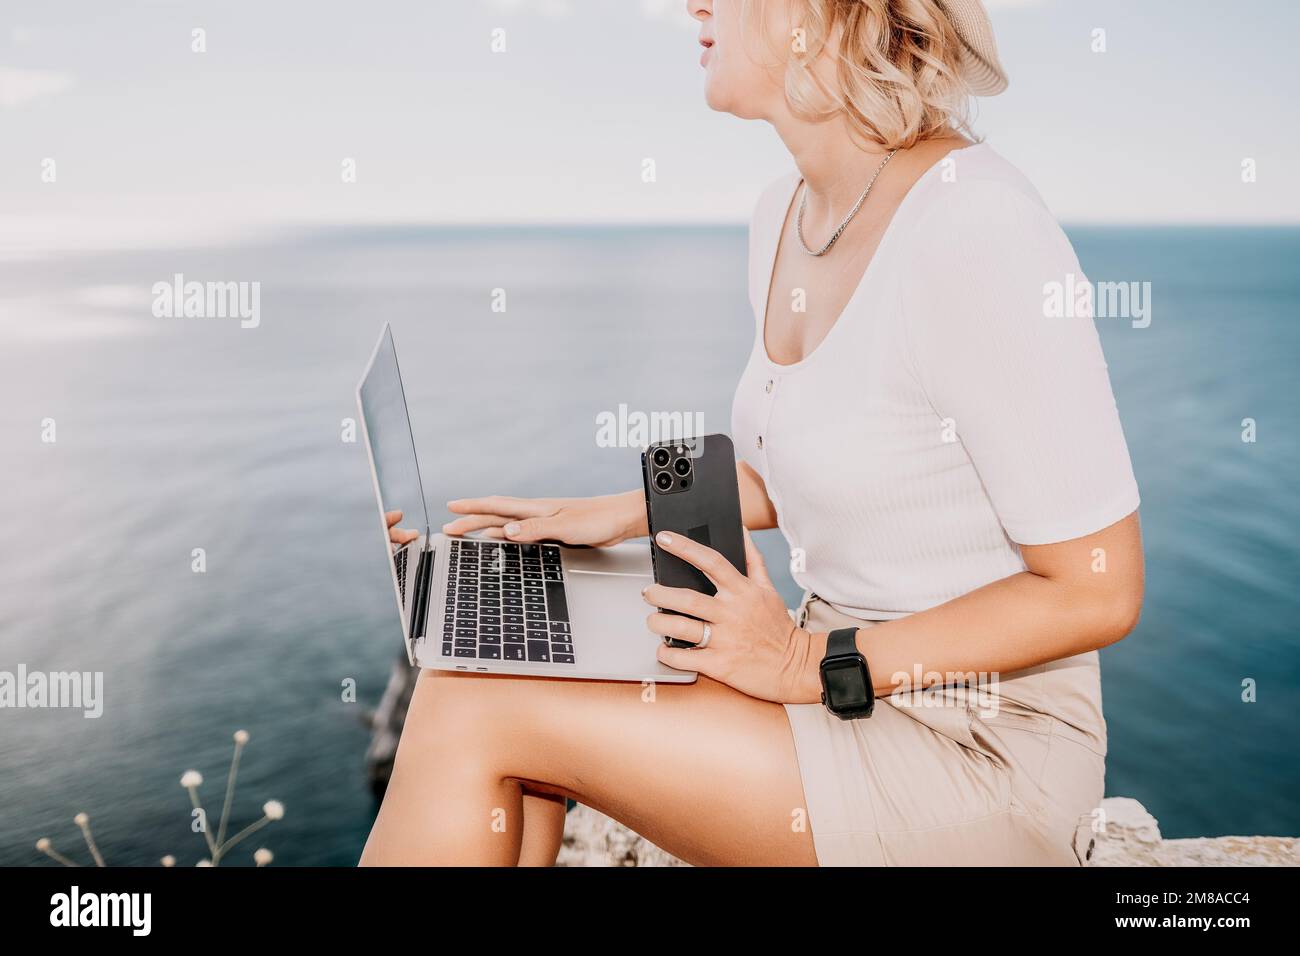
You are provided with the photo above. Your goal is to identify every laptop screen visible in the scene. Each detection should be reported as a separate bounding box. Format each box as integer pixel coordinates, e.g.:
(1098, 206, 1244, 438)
(358, 326, 431, 627)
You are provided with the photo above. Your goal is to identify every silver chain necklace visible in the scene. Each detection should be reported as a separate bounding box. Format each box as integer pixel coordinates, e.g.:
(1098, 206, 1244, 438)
(795, 149, 898, 257)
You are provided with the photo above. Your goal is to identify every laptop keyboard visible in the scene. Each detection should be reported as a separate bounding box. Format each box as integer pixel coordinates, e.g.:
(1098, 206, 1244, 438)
(441, 540, 574, 664)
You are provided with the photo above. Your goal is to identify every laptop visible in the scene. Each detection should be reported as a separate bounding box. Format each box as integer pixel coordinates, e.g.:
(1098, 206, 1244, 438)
(357, 324, 695, 683)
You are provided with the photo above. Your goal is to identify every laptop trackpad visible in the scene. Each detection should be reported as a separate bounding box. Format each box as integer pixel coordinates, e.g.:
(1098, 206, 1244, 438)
(561, 540, 654, 577)
(563, 542, 692, 680)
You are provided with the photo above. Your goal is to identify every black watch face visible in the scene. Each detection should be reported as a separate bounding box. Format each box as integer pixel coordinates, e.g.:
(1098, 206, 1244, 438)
(823, 659, 871, 712)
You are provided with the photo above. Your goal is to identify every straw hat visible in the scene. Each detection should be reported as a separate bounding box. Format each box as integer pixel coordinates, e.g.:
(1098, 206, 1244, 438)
(937, 0, 1009, 96)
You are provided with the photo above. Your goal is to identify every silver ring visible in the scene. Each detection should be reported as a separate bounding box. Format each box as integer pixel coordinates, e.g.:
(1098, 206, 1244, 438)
(695, 622, 712, 649)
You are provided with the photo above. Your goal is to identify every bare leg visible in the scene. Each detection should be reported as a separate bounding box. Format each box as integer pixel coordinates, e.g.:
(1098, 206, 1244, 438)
(360, 668, 816, 866)
(518, 789, 566, 866)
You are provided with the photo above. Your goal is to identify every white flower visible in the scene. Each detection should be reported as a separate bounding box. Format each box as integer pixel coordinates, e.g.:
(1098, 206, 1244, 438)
(35, 838, 50, 851)
(196, 859, 213, 867)
(253, 848, 273, 866)
(262, 800, 285, 821)
(180, 770, 203, 788)
(73, 812, 88, 827)
(160, 855, 176, 867)
(234, 729, 249, 745)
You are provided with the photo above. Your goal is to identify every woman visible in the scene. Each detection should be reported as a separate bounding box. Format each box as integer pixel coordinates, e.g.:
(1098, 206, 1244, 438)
(361, 0, 1143, 867)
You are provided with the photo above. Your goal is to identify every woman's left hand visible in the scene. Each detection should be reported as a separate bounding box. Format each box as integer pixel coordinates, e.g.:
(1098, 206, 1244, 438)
(644, 529, 822, 704)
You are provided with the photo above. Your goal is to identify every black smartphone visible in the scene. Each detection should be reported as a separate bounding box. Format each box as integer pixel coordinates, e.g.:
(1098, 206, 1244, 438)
(641, 433, 747, 647)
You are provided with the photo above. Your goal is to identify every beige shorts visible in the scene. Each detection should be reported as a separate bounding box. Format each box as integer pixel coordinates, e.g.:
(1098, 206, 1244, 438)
(784, 593, 1107, 866)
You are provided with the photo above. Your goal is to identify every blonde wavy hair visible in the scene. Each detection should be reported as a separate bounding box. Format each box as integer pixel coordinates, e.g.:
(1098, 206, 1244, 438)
(747, 0, 973, 149)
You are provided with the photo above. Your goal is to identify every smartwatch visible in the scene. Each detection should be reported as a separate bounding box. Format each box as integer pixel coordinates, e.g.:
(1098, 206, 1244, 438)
(819, 627, 874, 720)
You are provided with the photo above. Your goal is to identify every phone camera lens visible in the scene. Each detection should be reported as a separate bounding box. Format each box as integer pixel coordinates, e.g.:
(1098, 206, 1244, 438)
(655, 471, 673, 491)
(673, 457, 692, 477)
(652, 448, 671, 467)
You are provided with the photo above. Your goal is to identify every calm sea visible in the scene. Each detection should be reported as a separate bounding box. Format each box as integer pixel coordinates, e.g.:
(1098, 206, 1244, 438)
(1, 224, 1297, 865)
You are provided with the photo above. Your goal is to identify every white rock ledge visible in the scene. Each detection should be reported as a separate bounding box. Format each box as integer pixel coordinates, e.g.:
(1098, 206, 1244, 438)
(556, 797, 1300, 867)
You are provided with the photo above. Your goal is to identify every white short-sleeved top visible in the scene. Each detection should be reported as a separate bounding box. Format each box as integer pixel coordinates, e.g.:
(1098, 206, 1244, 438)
(732, 143, 1140, 619)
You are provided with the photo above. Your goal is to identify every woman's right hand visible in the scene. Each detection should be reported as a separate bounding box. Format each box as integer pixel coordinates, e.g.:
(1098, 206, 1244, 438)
(442, 491, 647, 548)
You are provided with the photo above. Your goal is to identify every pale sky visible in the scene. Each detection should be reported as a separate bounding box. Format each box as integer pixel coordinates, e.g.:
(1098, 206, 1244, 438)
(2, 0, 1298, 253)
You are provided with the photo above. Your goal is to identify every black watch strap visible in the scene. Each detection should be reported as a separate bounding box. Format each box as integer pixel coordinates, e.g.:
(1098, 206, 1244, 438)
(826, 627, 860, 658)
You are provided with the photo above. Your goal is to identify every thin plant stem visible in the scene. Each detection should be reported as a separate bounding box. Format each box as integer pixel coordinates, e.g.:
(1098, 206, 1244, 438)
(38, 845, 80, 867)
(186, 785, 218, 855)
(216, 738, 245, 849)
(213, 814, 270, 864)
(76, 817, 106, 868)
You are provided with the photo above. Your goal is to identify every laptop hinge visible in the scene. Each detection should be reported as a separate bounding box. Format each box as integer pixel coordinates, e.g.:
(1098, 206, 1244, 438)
(407, 535, 435, 657)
